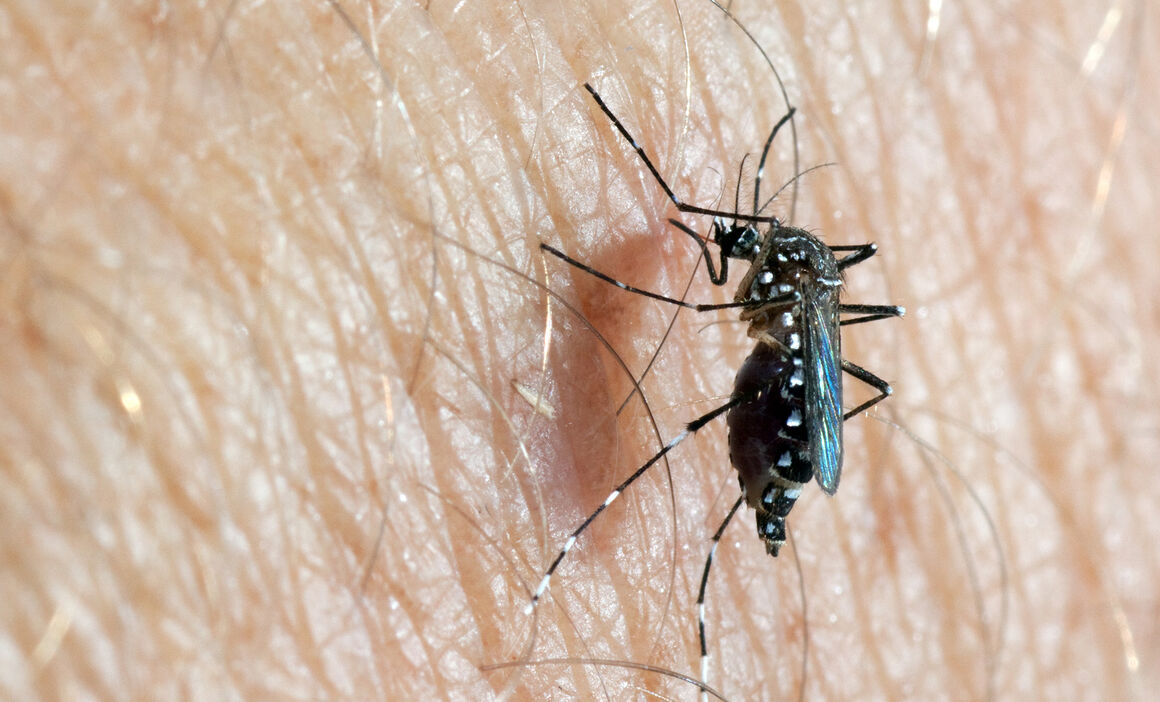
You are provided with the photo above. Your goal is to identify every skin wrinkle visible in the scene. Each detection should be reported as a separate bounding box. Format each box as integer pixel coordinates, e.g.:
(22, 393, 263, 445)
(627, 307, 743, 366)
(2, 0, 1158, 700)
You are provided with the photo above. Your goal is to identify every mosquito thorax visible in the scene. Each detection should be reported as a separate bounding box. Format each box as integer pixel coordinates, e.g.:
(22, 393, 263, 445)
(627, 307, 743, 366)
(734, 228, 843, 346)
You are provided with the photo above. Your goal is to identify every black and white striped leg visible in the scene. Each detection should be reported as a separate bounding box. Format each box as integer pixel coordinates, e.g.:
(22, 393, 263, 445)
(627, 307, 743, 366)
(527, 391, 755, 613)
(752, 107, 797, 215)
(541, 242, 799, 313)
(696, 496, 745, 702)
(583, 83, 778, 225)
(841, 360, 893, 421)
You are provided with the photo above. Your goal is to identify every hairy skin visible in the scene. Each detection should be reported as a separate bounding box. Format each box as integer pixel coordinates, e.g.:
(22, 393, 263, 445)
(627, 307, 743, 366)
(2, 1, 1157, 700)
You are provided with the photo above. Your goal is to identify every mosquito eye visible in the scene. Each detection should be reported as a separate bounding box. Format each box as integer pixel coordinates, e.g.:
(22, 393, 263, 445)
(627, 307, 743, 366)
(732, 227, 761, 257)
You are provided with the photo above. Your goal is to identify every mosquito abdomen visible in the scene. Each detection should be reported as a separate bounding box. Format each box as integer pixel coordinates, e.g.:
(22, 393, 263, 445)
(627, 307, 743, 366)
(727, 342, 812, 556)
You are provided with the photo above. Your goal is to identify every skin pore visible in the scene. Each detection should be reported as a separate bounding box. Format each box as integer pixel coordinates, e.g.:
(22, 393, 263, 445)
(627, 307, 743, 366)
(2, 0, 1157, 699)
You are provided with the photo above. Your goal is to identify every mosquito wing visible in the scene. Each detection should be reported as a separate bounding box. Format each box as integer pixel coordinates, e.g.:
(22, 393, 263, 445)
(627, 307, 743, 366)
(804, 290, 843, 495)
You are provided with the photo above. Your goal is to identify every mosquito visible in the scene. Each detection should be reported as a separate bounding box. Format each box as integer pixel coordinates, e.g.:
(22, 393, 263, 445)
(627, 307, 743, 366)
(530, 82, 904, 696)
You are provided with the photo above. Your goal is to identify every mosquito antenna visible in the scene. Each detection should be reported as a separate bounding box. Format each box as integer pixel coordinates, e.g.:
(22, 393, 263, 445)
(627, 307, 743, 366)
(756, 162, 836, 218)
(734, 152, 751, 225)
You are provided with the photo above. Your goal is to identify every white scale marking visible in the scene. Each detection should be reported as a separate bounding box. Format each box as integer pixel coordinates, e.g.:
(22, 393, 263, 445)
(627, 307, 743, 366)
(699, 541, 718, 701)
(526, 575, 552, 613)
(777, 451, 792, 467)
(787, 409, 802, 427)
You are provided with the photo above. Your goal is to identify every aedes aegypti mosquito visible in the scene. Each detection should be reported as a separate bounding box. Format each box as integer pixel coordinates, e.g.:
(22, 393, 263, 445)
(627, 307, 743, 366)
(530, 82, 904, 693)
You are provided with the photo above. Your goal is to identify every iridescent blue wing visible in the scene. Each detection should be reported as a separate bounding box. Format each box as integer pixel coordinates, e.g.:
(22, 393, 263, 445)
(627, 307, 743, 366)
(804, 291, 843, 495)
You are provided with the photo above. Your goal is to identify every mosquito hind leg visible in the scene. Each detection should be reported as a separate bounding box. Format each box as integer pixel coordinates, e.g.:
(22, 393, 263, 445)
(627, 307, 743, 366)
(527, 391, 750, 612)
(696, 496, 744, 702)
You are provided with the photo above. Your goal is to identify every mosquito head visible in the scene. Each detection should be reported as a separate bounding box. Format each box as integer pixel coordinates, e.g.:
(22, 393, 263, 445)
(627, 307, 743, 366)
(712, 217, 764, 261)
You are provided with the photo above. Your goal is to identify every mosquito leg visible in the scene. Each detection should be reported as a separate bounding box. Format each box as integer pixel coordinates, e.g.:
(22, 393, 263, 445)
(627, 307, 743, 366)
(668, 218, 729, 286)
(753, 107, 796, 215)
(839, 303, 905, 326)
(527, 389, 757, 612)
(841, 360, 893, 420)
(697, 496, 744, 702)
(541, 243, 796, 313)
(583, 83, 778, 224)
(832, 243, 879, 270)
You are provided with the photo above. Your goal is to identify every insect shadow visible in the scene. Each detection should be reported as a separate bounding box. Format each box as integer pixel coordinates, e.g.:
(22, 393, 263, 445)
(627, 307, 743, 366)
(531, 81, 905, 696)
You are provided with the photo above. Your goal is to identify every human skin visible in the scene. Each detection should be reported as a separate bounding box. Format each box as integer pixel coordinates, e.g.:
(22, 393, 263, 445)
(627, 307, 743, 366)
(2, 1, 1157, 700)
